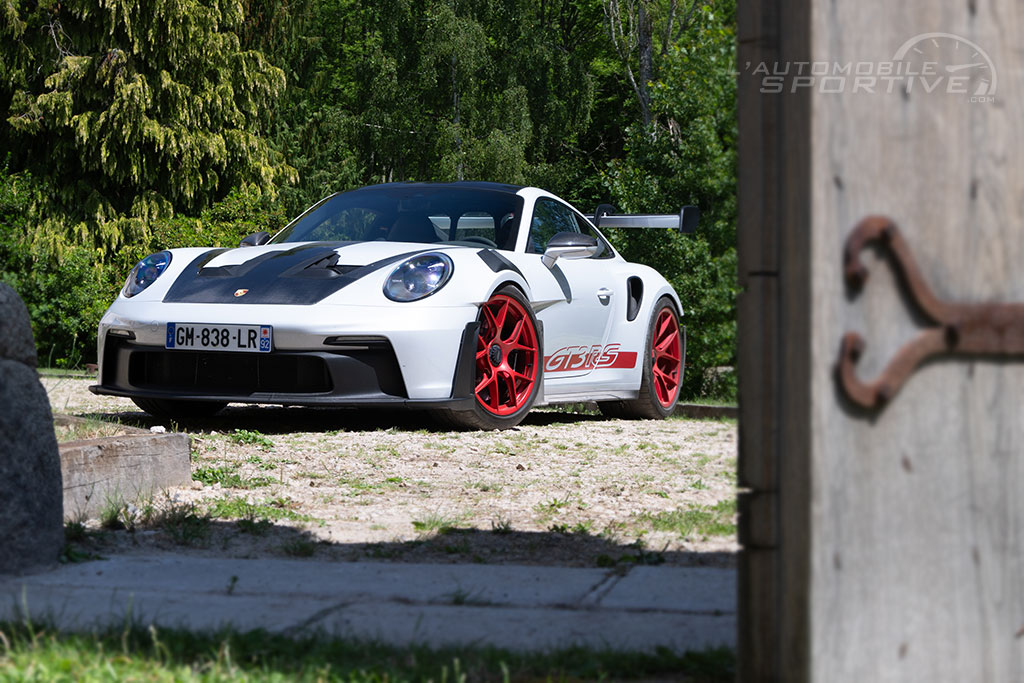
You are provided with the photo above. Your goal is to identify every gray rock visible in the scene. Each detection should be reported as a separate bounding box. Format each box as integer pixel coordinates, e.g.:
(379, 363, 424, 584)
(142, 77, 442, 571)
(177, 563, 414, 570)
(0, 284, 62, 574)
(0, 283, 38, 367)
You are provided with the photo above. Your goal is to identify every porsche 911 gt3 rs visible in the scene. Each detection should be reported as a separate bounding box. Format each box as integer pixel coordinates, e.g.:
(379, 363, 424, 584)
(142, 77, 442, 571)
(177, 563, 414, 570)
(91, 182, 696, 429)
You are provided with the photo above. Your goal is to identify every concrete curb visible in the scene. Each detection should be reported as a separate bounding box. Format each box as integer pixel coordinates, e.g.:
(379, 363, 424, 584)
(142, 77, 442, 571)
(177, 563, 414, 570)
(673, 403, 738, 420)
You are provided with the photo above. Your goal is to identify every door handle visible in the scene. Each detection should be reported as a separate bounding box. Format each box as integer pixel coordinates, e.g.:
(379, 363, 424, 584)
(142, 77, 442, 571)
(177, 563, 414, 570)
(597, 288, 613, 305)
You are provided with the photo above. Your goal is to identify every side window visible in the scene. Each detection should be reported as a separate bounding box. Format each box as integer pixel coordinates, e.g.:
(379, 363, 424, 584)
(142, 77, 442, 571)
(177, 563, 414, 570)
(527, 198, 613, 259)
(528, 198, 581, 253)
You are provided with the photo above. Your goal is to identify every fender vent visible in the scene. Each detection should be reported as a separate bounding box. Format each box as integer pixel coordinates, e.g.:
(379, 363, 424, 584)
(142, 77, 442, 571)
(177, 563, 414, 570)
(626, 277, 643, 322)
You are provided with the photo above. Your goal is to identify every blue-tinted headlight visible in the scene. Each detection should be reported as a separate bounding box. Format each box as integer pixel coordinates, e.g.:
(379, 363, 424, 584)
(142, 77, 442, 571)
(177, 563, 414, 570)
(123, 251, 172, 298)
(383, 253, 453, 302)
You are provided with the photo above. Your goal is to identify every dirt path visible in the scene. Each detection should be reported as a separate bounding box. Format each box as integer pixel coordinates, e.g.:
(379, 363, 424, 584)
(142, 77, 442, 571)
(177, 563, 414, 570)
(45, 376, 739, 568)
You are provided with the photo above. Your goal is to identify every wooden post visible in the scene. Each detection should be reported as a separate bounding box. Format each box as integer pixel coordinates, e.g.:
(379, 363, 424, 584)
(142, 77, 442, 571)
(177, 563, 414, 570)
(738, 1, 1024, 679)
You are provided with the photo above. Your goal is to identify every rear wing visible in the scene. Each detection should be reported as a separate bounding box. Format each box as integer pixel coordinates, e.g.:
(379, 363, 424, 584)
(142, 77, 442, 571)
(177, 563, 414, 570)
(590, 204, 699, 234)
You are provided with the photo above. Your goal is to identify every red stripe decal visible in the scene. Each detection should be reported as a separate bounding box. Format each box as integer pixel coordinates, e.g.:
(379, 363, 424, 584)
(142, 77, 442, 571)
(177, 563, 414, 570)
(544, 344, 638, 373)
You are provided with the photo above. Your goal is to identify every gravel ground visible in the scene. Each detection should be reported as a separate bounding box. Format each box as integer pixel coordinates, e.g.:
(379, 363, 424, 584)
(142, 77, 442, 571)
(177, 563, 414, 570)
(46, 376, 739, 568)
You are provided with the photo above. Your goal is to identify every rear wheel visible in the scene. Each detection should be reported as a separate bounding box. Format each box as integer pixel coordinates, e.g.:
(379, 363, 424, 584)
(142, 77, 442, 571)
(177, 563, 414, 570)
(599, 297, 684, 419)
(132, 397, 227, 419)
(434, 286, 542, 430)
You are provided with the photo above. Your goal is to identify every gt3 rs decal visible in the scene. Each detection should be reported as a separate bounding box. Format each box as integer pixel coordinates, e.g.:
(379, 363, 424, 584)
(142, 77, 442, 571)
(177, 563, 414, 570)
(163, 244, 428, 305)
(544, 343, 638, 373)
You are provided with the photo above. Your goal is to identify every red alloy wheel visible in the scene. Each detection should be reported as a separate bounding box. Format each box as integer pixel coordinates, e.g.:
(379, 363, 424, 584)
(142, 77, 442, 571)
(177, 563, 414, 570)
(474, 294, 539, 416)
(651, 307, 682, 408)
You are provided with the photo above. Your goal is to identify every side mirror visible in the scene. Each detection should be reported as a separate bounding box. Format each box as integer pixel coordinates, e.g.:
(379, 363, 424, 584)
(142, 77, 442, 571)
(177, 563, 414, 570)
(239, 231, 270, 247)
(679, 206, 700, 234)
(542, 231, 599, 268)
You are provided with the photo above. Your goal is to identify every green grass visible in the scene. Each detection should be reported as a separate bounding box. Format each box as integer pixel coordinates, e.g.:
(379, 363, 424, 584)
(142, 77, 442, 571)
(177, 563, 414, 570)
(193, 466, 274, 489)
(207, 497, 315, 524)
(411, 512, 461, 535)
(155, 502, 212, 545)
(0, 622, 736, 681)
(640, 500, 737, 539)
(37, 367, 94, 378)
(228, 428, 275, 450)
(246, 454, 279, 471)
(280, 538, 318, 557)
(534, 496, 571, 514)
(53, 417, 127, 442)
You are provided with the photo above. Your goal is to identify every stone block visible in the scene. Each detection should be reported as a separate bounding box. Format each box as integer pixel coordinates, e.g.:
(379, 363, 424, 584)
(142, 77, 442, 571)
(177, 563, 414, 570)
(0, 360, 63, 574)
(0, 283, 38, 367)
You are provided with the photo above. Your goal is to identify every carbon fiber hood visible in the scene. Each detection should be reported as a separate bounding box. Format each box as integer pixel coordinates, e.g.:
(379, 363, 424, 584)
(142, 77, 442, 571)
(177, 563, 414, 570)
(162, 242, 433, 305)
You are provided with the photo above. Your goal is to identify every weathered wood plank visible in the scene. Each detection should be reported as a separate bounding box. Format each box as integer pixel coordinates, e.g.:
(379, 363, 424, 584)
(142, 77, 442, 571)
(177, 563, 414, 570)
(740, 0, 1024, 679)
(60, 434, 191, 519)
(737, 0, 814, 679)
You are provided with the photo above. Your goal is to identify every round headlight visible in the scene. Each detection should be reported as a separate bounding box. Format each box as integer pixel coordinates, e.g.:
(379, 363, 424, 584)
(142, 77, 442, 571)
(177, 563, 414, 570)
(383, 252, 453, 302)
(124, 251, 172, 298)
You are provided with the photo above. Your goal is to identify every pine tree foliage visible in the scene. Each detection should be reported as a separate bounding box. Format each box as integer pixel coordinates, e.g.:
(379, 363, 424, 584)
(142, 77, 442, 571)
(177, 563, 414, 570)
(2, 0, 294, 255)
(271, 0, 607, 214)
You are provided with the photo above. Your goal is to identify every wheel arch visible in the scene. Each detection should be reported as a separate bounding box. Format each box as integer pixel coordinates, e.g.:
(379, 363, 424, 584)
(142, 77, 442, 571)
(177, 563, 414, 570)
(484, 276, 532, 304)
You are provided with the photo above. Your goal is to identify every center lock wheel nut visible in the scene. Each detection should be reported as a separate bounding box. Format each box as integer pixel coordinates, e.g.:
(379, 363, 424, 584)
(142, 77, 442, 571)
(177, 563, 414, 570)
(488, 344, 503, 366)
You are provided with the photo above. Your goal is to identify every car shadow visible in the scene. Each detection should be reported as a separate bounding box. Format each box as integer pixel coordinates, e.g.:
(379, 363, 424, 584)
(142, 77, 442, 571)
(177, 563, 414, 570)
(78, 404, 612, 435)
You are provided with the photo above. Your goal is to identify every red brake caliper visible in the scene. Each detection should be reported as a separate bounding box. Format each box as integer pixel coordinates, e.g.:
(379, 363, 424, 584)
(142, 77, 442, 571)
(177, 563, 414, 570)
(651, 309, 681, 407)
(475, 295, 539, 415)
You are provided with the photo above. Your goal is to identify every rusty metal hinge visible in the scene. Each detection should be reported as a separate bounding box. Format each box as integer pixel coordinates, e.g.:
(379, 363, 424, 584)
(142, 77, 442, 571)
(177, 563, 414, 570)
(839, 215, 1024, 410)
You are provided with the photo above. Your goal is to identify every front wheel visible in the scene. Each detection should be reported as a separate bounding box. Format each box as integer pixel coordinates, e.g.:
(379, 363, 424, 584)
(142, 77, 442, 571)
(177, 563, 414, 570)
(599, 297, 684, 420)
(434, 286, 542, 430)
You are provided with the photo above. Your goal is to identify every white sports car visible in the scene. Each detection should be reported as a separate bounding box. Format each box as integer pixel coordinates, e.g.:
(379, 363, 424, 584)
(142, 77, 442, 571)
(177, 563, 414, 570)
(91, 182, 695, 429)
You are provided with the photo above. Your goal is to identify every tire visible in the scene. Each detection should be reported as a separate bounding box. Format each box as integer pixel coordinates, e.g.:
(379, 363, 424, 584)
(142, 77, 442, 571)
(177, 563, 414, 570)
(599, 297, 684, 420)
(434, 285, 543, 430)
(132, 397, 227, 419)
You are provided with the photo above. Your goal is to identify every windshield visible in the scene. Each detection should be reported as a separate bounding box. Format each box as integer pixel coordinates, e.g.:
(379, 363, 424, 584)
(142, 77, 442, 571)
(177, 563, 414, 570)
(271, 185, 524, 251)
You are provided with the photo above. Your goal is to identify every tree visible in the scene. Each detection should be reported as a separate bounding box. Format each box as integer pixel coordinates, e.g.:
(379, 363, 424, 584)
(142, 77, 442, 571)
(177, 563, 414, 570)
(1, 0, 294, 256)
(603, 0, 708, 125)
(603, 0, 737, 398)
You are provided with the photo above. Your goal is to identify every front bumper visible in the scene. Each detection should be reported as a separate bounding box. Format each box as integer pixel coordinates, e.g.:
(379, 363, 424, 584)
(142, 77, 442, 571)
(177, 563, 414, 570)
(91, 302, 481, 410)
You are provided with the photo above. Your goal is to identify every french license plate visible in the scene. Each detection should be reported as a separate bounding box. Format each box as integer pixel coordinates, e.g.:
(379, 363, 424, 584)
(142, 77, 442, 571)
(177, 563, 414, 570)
(165, 323, 272, 353)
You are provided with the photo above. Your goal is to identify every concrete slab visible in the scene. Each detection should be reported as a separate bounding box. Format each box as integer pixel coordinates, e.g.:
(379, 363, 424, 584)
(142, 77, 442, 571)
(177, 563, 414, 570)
(17, 556, 610, 607)
(315, 603, 736, 652)
(601, 566, 737, 613)
(0, 555, 737, 654)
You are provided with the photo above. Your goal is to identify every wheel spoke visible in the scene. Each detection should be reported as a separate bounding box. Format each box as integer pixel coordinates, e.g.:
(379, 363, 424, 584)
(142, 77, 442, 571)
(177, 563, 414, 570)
(656, 313, 673, 340)
(475, 367, 494, 393)
(656, 347, 681, 364)
(504, 318, 524, 344)
(500, 371, 520, 407)
(655, 374, 670, 403)
(510, 369, 533, 385)
(655, 329, 678, 352)
(482, 374, 501, 409)
(494, 300, 509, 331)
(481, 305, 499, 337)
